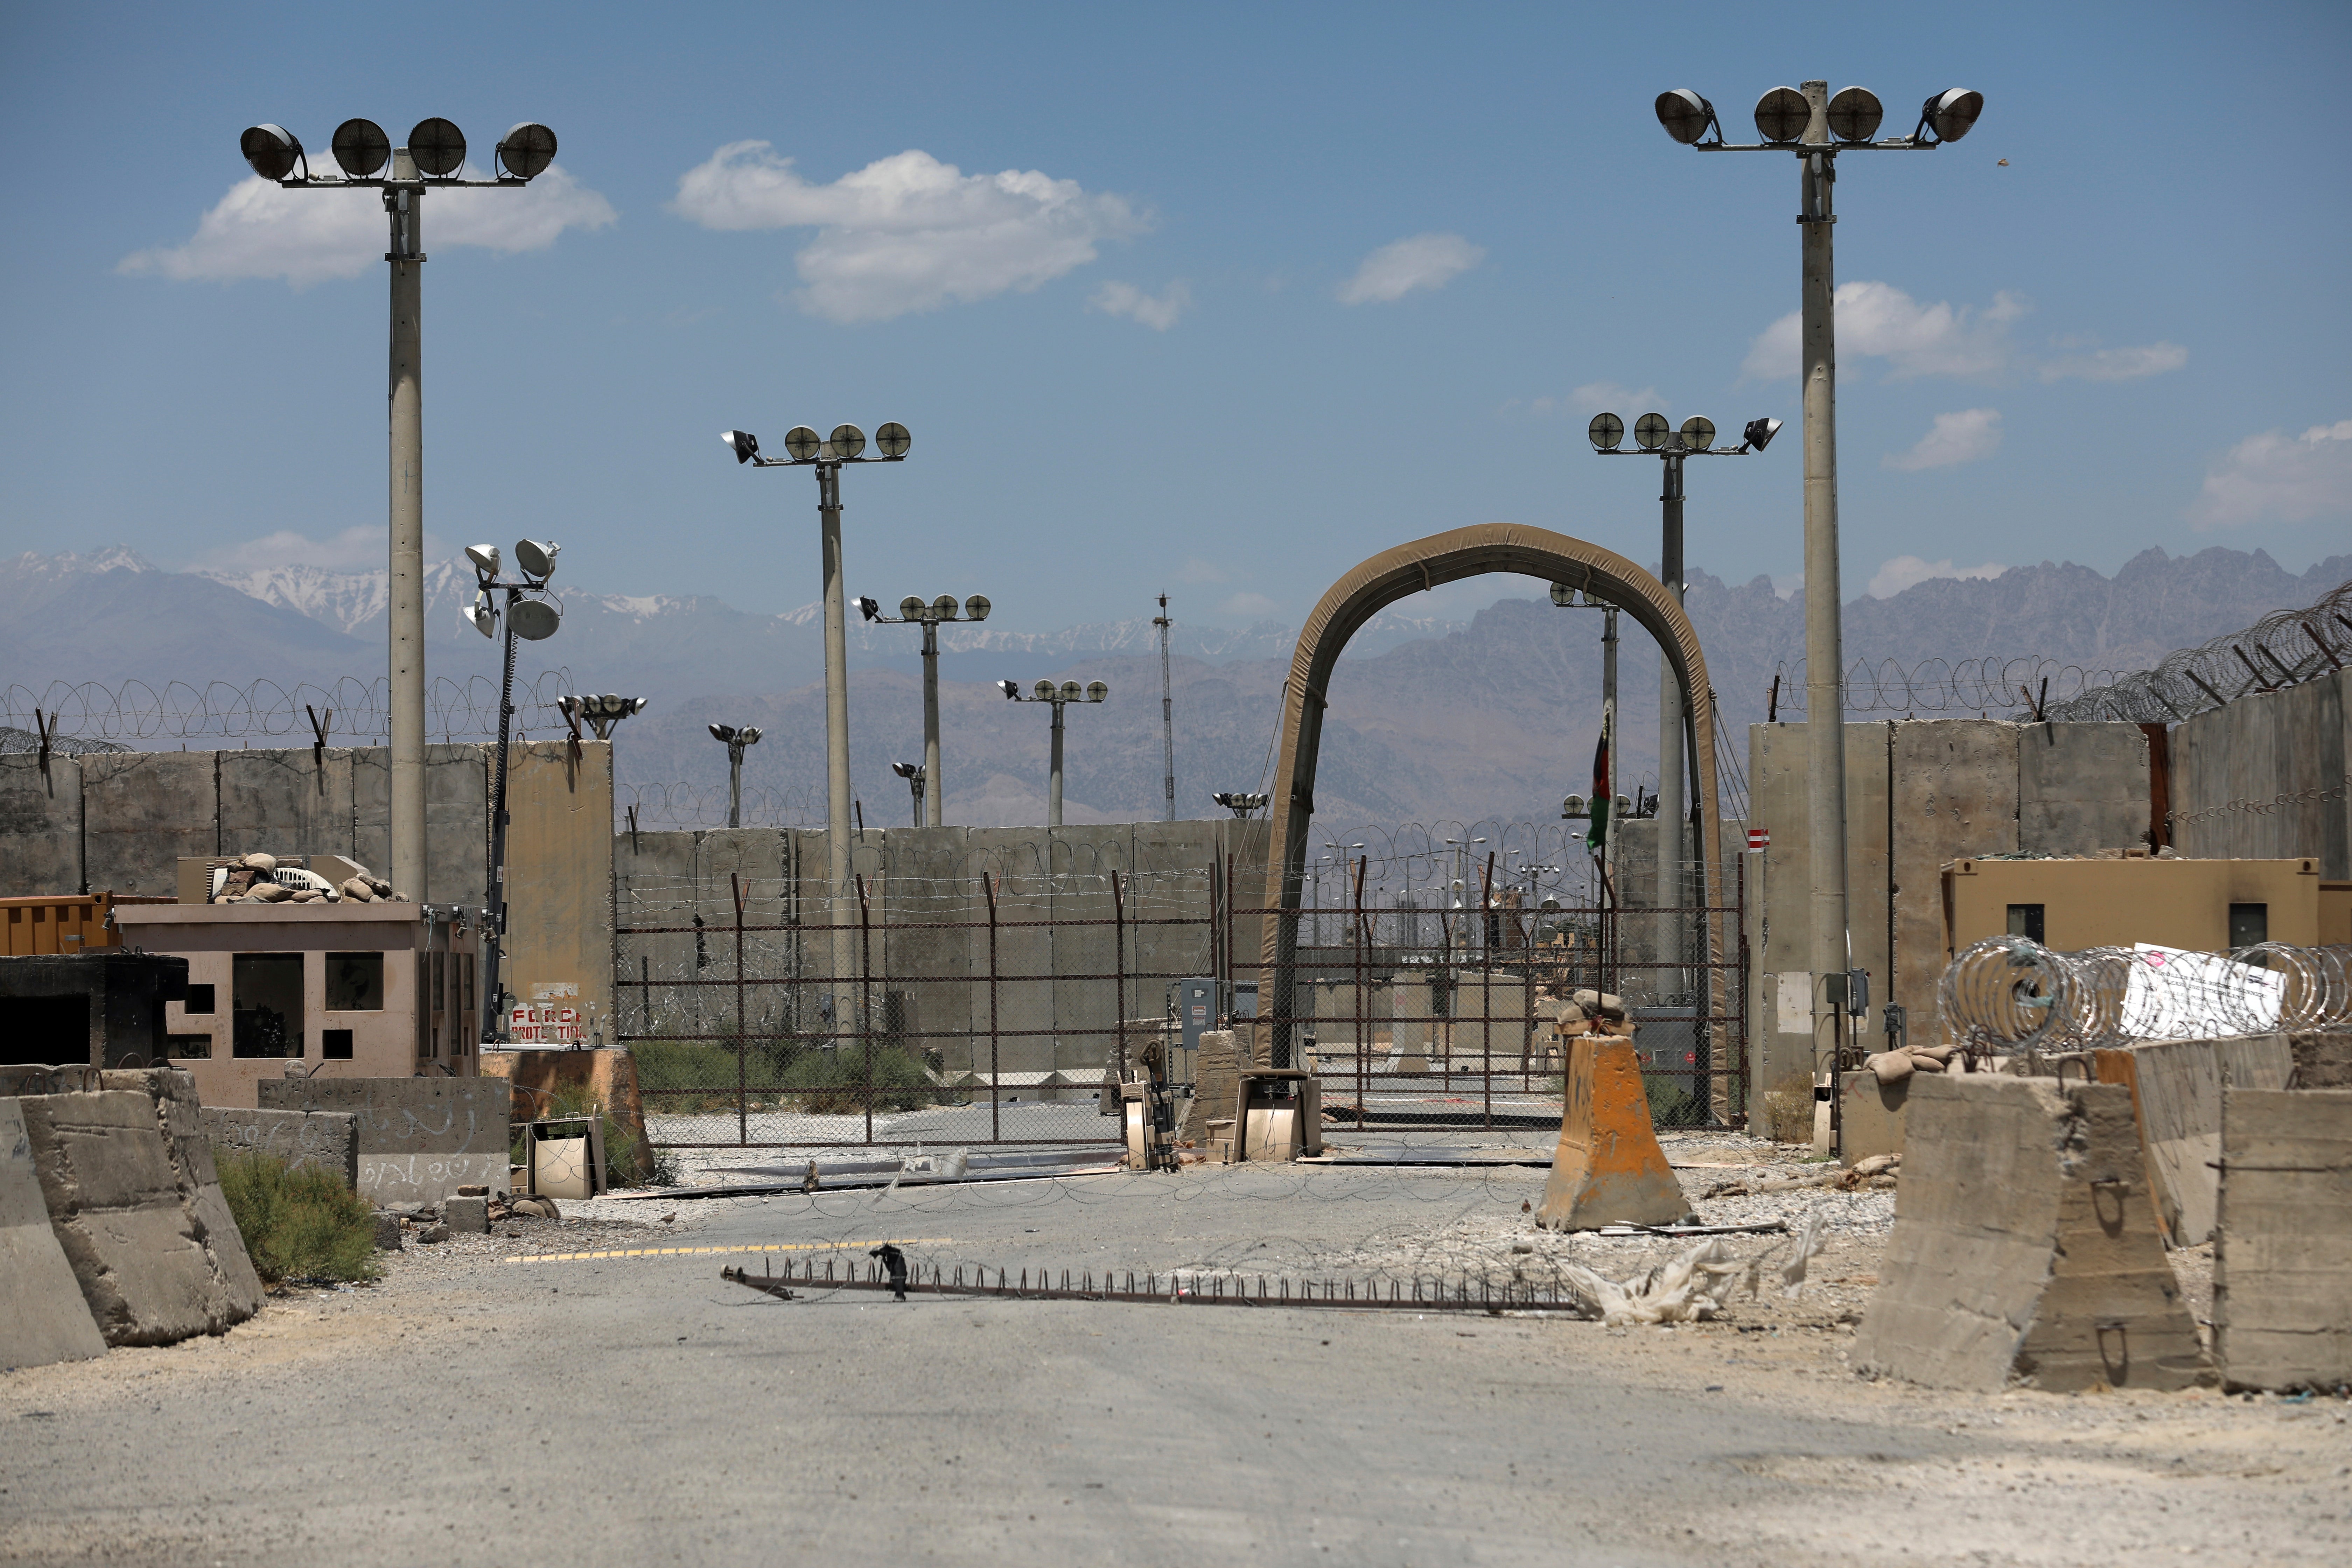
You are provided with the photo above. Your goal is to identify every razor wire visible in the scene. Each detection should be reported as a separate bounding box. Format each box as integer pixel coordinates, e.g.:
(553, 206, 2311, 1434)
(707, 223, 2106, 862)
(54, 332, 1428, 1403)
(1937, 936, 2352, 1054)
(1764, 655, 2129, 718)
(0, 670, 576, 745)
(2042, 578, 2352, 724)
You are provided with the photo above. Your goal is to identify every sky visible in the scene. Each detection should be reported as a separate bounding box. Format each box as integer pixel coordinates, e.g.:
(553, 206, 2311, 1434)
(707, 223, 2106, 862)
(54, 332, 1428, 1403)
(4, 0, 2349, 637)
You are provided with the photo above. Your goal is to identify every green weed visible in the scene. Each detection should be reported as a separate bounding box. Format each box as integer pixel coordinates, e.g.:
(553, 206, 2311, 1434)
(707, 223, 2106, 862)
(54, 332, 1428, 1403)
(216, 1150, 380, 1285)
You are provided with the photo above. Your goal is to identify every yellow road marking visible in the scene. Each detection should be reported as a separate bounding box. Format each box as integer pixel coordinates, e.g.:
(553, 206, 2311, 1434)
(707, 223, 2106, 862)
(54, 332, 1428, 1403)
(500, 1237, 953, 1265)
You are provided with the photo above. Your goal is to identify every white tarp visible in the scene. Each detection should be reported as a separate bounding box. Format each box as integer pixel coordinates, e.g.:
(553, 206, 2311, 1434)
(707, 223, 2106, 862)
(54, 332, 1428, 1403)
(2119, 943, 2284, 1040)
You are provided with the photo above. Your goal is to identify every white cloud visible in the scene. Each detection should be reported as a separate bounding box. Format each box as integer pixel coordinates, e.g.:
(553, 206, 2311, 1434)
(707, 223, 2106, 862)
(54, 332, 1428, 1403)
(1868, 555, 2007, 599)
(1884, 408, 2003, 472)
(2038, 342, 2188, 383)
(671, 142, 1146, 323)
(192, 525, 446, 574)
(1089, 280, 1190, 330)
(1175, 557, 1229, 585)
(1336, 232, 1484, 304)
(119, 166, 614, 286)
(1745, 282, 2024, 381)
(2188, 418, 2352, 531)
(1562, 382, 1662, 416)
(1220, 590, 1278, 618)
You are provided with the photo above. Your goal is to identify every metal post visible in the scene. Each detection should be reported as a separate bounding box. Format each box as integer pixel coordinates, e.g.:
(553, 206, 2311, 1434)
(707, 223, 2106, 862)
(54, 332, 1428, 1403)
(920, 617, 943, 827)
(1601, 606, 1619, 995)
(1797, 79, 1852, 1075)
(984, 873, 1001, 1143)
(1112, 872, 1128, 1082)
(856, 872, 874, 1146)
(733, 872, 748, 1147)
(1658, 444, 1687, 1003)
(385, 151, 427, 903)
(1352, 856, 1367, 1129)
(1048, 699, 1066, 828)
(478, 606, 518, 1046)
(1155, 593, 1176, 822)
(726, 744, 744, 830)
(816, 462, 858, 1038)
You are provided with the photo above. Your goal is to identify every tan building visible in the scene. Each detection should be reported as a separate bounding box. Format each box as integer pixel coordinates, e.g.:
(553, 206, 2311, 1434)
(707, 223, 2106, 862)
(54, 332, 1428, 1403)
(115, 903, 478, 1110)
(1940, 855, 2340, 960)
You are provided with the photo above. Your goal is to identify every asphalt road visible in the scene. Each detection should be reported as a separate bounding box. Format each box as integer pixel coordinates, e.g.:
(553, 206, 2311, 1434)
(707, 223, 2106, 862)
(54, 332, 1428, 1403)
(4, 1167, 2346, 1567)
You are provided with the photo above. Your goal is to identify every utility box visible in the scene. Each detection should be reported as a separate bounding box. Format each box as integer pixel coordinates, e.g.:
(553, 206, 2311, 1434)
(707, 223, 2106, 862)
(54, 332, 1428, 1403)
(1177, 978, 1222, 1056)
(1233, 1068, 1322, 1161)
(522, 1116, 607, 1200)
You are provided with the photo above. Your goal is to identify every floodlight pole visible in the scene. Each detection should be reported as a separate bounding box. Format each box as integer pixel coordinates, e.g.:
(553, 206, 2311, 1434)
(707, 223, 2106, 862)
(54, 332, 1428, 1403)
(387, 150, 428, 907)
(480, 589, 517, 1047)
(1048, 700, 1067, 828)
(919, 617, 943, 827)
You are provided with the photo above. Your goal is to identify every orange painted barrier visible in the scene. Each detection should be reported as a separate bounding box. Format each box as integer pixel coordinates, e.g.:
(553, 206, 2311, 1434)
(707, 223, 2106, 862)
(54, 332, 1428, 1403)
(1, 894, 117, 957)
(1534, 1035, 1691, 1231)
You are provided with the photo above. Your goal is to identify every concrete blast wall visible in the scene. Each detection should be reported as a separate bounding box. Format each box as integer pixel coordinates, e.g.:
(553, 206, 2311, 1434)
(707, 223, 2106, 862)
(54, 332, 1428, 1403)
(2171, 667, 2351, 878)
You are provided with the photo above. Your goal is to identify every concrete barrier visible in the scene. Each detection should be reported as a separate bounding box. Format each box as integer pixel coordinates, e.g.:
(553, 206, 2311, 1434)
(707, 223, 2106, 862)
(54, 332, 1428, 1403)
(2091, 1034, 2294, 1245)
(1854, 1074, 2205, 1392)
(1179, 1029, 1250, 1150)
(0, 1098, 109, 1370)
(479, 1048, 652, 1180)
(15, 1070, 264, 1347)
(2213, 1087, 2352, 1391)
(2288, 1030, 2352, 1090)
(1534, 1036, 1689, 1231)
(258, 1077, 510, 1203)
(199, 1106, 360, 1188)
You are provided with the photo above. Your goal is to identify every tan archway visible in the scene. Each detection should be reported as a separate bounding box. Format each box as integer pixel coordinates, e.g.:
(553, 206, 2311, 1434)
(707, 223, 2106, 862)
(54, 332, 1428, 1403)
(1256, 523, 1722, 1058)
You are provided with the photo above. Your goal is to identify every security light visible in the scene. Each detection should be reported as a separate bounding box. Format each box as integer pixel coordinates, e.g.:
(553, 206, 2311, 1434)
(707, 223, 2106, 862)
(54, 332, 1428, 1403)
(891, 762, 921, 780)
(875, 422, 911, 458)
(1920, 88, 1983, 144)
(514, 539, 559, 581)
(1211, 791, 1268, 817)
(721, 429, 760, 463)
(709, 724, 736, 743)
(1680, 416, 1716, 451)
(827, 424, 867, 460)
(783, 426, 822, 461)
(1564, 793, 1588, 818)
(407, 118, 467, 177)
(1754, 86, 1810, 144)
(465, 544, 502, 579)
(1034, 680, 1056, 700)
(331, 119, 391, 178)
(1653, 89, 1718, 146)
(998, 680, 1020, 699)
(494, 122, 557, 181)
(507, 598, 560, 641)
(1059, 681, 1083, 702)
(740, 726, 762, 745)
(1742, 416, 1783, 452)
(1549, 582, 1576, 608)
(897, 595, 925, 620)
(1086, 681, 1108, 703)
(1588, 413, 1625, 452)
(932, 594, 960, 619)
(1827, 86, 1883, 143)
(467, 591, 496, 639)
(856, 596, 882, 622)
(1633, 412, 1670, 452)
(240, 124, 303, 181)
(964, 595, 991, 622)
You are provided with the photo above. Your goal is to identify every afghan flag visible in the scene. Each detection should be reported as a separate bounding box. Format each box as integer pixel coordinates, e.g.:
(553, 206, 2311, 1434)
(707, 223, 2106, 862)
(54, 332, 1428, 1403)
(1586, 726, 1610, 853)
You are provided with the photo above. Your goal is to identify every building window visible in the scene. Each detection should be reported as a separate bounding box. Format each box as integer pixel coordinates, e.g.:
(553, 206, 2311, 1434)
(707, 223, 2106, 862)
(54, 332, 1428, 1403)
(2005, 904, 2046, 944)
(168, 1034, 213, 1060)
(2229, 903, 2268, 949)
(326, 952, 385, 1011)
(183, 983, 216, 1015)
(232, 953, 304, 1058)
(321, 1029, 354, 1060)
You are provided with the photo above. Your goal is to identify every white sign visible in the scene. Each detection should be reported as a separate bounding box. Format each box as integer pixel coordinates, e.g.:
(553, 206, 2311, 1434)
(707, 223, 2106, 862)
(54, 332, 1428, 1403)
(509, 1003, 582, 1046)
(1775, 972, 1813, 1034)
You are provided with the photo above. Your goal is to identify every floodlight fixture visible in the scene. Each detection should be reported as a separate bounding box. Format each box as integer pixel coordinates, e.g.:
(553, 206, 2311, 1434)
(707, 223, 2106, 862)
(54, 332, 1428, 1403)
(783, 426, 823, 462)
(1549, 581, 1576, 608)
(875, 422, 911, 458)
(1742, 416, 1783, 452)
(1211, 791, 1268, 818)
(494, 122, 557, 181)
(1654, 89, 1720, 146)
(468, 591, 496, 639)
(1058, 680, 1082, 702)
(507, 598, 560, 641)
(1754, 85, 1810, 144)
(931, 594, 960, 619)
(1679, 416, 1716, 451)
(898, 595, 928, 620)
(964, 595, 991, 622)
(514, 539, 559, 582)
(721, 429, 760, 463)
(891, 761, 920, 780)
(740, 726, 762, 745)
(826, 424, 867, 460)
(1633, 412, 1670, 451)
(331, 119, 391, 178)
(240, 124, 304, 181)
(1588, 413, 1625, 452)
(1918, 88, 1984, 144)
(856, 596, 882, 622)
(997, 680, 1020, 698)
(708, 723, 736, 743)
(1034, 680, 1056, 700)
(1827, 86, 1883, 143)
(407, 118, 467, 177)
(1086, 681, 1108, 704)
(465, 544, 502, 580)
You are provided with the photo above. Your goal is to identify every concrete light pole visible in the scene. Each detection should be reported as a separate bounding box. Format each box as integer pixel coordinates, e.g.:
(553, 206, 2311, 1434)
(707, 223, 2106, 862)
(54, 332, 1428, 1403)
(1654, 79, 1983, 1050)
(707, 724, 763, 829)
(862, 593, 989, 827)
(999, 679, 1108, 827)
(237, 117, 561, 903)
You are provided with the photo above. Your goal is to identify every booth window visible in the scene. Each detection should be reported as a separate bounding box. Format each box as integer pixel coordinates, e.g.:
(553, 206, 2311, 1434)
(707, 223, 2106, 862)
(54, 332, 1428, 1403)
(2229, 903, 2268, 948)
(168, 1034, 212, 1060)
(326, 952, 385, 1011)
(183, 983, 215, 1015)
(2005, 904, 2045, 944)
(321, 1029, 354, 1060)
(232, 953, 304, 1058)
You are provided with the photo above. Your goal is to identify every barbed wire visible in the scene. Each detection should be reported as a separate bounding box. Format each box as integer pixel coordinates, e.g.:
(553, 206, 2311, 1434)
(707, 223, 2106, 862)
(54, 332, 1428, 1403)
(2043, 578, 2352, 724)
(2169, 771, 2352, 832)
(0, 671, 576, 744)
(1937, 936, 2352, 1054)
(1765, 656, 2127, 718)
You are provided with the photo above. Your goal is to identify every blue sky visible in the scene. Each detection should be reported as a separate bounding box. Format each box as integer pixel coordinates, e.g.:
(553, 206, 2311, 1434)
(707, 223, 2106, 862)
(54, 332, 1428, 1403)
(4, 0, 2348, 634)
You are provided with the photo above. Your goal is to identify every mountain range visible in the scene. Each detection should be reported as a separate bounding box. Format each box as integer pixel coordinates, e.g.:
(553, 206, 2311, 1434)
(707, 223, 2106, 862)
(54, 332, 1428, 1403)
(4, 544, 2344, 831)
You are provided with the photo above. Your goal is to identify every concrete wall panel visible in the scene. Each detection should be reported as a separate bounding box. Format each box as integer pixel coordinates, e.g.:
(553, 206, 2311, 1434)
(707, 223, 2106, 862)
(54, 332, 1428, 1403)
(81, 752, 217, 897)
(352, 744, 485, 905)
(217, 749, 356, 866)
(1890, 721, 2019, 1041)
(0, 756, 84, 896)
(2019, 723, 2150, 855)
(501, 741, 615, 1031)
